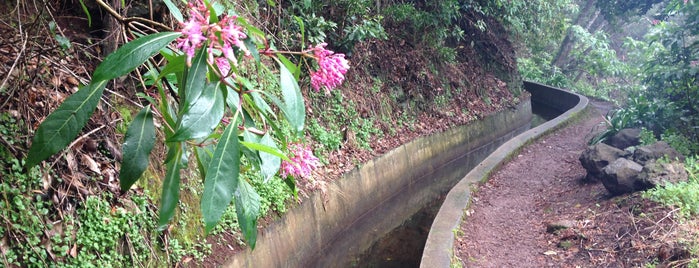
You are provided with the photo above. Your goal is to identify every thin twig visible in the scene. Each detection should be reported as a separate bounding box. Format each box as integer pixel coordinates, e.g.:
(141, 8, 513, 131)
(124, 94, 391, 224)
(48, 122, 116, 170)
(0, 2, 28, 110)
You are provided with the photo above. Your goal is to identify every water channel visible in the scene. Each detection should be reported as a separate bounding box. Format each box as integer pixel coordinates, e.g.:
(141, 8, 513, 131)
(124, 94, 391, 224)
(224, 82, 581, 268)
(348, 100, 563, 268)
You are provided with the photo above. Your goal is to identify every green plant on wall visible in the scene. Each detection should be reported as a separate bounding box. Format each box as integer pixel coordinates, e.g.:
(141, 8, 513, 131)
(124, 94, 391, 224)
(24, 0, 350, 250)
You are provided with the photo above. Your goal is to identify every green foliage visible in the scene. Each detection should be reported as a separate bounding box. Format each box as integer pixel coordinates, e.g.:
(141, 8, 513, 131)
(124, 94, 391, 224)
(72, 195, 154, 266)
(201, 122, 241, 235)
(615, 1, 699, 155)
(590, 108, 638, 144)
(119, 105, 155, 192)
(282, 0, 387, 52)
(308, 90, 381, 153)
(382, 1, 462, 49)
(308, 119, 342, 152)
(644, 156, 699, 219)
(568, 26, 625, 78)
(662, 130, 698, 157)
(24, 0, 353, 248)
(640, 128, 658, 145)
(248, 172, 292, 216)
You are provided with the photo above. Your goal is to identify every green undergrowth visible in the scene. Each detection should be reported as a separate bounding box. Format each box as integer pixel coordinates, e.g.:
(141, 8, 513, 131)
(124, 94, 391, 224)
(0, 113, 157, 267)
(307, 89, 383, 160)
(644, 156, 699, 219)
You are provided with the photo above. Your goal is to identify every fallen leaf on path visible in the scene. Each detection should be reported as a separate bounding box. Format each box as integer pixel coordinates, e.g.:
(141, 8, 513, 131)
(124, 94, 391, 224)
(543, 250, 558, 255)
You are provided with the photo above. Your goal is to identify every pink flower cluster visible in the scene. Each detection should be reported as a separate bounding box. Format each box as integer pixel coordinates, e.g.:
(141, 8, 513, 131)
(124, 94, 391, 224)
(280, 143, 320, 178)
(308, 43, 350, 92)
(175, 0, 249, 75)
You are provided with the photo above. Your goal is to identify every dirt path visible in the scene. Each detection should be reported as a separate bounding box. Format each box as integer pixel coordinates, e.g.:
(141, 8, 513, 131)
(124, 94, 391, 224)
(454, 106, 608, 267)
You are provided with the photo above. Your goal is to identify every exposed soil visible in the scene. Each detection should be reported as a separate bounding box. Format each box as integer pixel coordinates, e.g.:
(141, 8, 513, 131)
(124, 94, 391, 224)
(454, 104, 698, 267)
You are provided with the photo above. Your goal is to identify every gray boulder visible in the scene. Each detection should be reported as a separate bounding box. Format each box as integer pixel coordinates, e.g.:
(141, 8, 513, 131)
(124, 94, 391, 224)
(638, 160, 689, 188)
(600, 158, 644, 195)
(604, 128, 642, 149)
(580, 143, 631, 180)
(633, 141, 685, 165)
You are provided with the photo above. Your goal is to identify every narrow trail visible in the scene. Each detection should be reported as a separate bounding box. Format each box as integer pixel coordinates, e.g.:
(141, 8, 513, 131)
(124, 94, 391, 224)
(454, 105, 610, 267)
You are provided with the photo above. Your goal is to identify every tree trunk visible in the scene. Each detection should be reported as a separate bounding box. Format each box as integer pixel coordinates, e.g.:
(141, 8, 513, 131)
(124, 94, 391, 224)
(551, 0, 597, 69)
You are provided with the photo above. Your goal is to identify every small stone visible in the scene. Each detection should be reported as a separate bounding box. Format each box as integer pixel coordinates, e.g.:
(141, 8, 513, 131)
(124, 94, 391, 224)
(546, 220, 576, 233)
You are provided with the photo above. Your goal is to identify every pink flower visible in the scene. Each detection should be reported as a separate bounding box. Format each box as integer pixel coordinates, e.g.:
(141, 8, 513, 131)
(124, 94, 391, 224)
(691, 60, 698, 67)
(215, 57, 231, 77)
(176, 17, 208, 65)
(219, 16, 249, 59)
(280, 143, 320, 178)
(175, 0, 249, 70)
(308, 43, 350, 92)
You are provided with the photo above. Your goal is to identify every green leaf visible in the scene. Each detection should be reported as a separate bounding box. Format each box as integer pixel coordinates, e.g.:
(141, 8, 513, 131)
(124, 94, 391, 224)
(294, 16, 305, 51)
(119, 106, 156, 192)
(278, 62, 305, 135)
(158, 54, 185, 82)
(251, 91, 274, 117)
(194, 145, 214, 179)
(77, 0, 92, 27)
(158, 143, 183, 229)
(162, 0, 183, 23)
(259, 133, 282, 182)
(169, 82, 225, 141)
(202, 123, 240, 233)
(182, 50, 208, 112)
(278, 54, 300, 79)
(26, 80, 107, 169)
(234, 179, 260, 249)
(240, 141, 289, 162)
(93, 32, 180, 82)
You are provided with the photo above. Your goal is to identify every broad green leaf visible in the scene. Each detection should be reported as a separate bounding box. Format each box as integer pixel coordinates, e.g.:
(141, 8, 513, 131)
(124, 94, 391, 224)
(158, 54, 185, 81)
(259, 133, 282, 182)
(234, 179, 260, 249)
(93, 32, 180, 82)
(162, 0, 183, 23)
(241, 130, 262, 169)
(182, 50, 208, 112)
(119, 106, 156, 192)
(202, 122, 241, 233)
(158, 143, 183, 229)
(26, 80, 107, 169)
(240, 141, 289, 161)
(278, 62, 305, 135)
(251, 91, 274, 117)
(278, 54, 300, 79)
(169, 82, 225, 141)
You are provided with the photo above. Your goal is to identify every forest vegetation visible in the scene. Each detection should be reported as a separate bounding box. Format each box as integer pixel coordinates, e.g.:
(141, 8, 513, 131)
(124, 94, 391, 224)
(0, 0, 697, 266)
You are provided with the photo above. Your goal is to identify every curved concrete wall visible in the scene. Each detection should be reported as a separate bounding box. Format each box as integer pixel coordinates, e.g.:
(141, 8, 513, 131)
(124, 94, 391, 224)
(420, 81, 589, 267)
(225, 96, 533, 267)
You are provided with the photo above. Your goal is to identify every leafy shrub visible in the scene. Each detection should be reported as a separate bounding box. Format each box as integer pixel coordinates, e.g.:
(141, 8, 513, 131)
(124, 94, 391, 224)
(644, 156, 699, 219)
(662, 130, 697, 157)
(640, 128, 657, 145)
